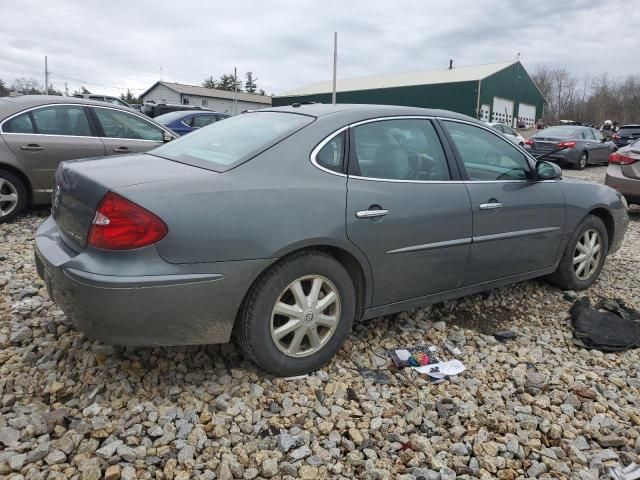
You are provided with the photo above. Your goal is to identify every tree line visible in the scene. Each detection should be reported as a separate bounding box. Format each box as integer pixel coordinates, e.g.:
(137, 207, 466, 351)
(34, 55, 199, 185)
(532, 66, 640, 126)
(202, 71, 266, 95)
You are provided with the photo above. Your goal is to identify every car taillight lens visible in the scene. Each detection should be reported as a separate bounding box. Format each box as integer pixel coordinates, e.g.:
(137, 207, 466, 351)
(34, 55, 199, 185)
(608, 151, 638, 165)
(88, 192, 168, 250)
(524, 139, 534, 146)
(556, 141, 576, 149)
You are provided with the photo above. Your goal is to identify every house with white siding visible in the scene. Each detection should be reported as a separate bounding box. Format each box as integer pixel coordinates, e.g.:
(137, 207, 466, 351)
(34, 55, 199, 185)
(140, 81, 271, 114)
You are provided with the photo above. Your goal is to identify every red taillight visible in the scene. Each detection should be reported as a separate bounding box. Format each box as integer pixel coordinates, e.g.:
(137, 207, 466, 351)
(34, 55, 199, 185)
(524, 138, 534, 146)
(609, 151, 638, 165)
(87, 192, 168, 250)
(556, 141, 576, 149)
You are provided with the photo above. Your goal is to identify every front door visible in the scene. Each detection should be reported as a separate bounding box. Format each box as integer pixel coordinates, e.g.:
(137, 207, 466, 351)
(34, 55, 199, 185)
(345, 118, 472, 307)
(2, 104, 106, 190)
(590, 129, 611, 163)
(440, 120, 565, 285)
(90, 106, 166, 155)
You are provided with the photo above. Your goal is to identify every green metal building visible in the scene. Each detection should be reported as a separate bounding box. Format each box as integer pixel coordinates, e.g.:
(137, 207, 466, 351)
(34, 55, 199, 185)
(273, 60, 545, 128)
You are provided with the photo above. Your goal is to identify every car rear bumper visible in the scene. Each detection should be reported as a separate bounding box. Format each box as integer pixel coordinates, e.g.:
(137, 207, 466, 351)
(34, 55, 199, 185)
(605, 166, 640, 204)
(34, 216, 272, 346)
(527, 148, 579, 164)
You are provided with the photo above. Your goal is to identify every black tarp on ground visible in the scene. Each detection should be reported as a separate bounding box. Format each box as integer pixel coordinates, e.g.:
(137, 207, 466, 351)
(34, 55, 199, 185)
(571, 297, 640, 351)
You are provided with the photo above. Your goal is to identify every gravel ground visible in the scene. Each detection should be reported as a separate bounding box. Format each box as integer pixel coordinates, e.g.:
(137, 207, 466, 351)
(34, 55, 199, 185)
(1, 165, 639, 480)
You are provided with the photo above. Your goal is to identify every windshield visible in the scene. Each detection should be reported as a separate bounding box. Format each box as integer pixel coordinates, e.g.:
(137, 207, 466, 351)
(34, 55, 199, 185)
(154, 111, 190, 124)
(152, 111, 314, 171)
(537, 127, 578, 138)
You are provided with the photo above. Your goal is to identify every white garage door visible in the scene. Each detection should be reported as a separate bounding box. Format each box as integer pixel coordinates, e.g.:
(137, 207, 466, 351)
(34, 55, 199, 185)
(491, 97, 514, 126)
(518, 103, 536, 128)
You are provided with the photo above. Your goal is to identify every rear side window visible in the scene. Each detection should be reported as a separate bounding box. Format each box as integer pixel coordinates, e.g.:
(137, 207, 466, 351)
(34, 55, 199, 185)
(443, 121, 530, 181)
(351, 119, 450, 181)
(3, 112, 35, 133)
(153, 112, 314, 172)
(18, 105, 92, 136)
(315, 131, 345, 173)
(93, 108, 164, 141)
(191, 115, 217, 128)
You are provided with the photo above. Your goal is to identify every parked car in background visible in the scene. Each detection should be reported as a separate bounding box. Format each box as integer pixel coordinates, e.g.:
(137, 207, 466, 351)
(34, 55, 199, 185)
(487, 122, 526, 146)
(524, 125, 616, 169)
(0, 95, 177, 222)
(72, 94, 132, 109)
(34, 104, 628, 376)
(141, 102, 212, 118)
(154, 110, 229, 135)
(605, 138, 640, 205)
(612, 124, 640, 149)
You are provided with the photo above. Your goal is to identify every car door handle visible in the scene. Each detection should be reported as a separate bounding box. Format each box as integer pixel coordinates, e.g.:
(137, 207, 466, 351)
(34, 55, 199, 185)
(479, 202, 503, 210)
(113, 147, 130, 153)
(20, 144, 43, 151)
(356, 209, 390, 219)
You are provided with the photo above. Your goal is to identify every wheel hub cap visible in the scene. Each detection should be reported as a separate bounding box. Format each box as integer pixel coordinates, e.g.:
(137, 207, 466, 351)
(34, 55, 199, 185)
(0, 178, 19, 217)
(573, 229, 602, 281)
(270, 275, 341, 358)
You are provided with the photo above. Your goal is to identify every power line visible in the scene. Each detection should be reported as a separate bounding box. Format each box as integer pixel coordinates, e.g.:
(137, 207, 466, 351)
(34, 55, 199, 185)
(48, 72, 147, 91)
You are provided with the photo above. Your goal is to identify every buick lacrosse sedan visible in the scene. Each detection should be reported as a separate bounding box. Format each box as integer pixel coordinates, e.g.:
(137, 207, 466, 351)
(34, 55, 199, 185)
(35, 104, 628, 376)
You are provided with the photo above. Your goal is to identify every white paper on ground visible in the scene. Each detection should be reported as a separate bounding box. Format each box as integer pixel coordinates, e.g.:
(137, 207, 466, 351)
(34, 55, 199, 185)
(412, 359, 465, 378)
(395, 349, 412, 361)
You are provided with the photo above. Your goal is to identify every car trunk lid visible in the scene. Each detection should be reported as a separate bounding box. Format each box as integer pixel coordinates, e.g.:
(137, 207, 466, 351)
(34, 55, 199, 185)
(529, 136, 565, 155)
(53, 154, 205, 249)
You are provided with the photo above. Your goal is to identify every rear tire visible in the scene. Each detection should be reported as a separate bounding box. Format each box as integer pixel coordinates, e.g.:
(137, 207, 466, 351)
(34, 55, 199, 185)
(575, 151, 588, 170)
(0, 170, 27, 224)
(547, 214, 608, 290)
(237, 251, 355, 376)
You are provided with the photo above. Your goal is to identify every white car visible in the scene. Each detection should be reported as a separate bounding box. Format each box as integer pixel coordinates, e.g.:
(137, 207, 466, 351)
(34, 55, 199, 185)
(487, 122, 526, 146)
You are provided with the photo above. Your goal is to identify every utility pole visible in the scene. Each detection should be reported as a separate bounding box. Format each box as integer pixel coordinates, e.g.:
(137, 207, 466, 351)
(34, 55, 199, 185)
(332, 32, 338, 105)
(64, 82, 68, 96)
(44, 56, 49, 94)
(234, 66, 238, 115)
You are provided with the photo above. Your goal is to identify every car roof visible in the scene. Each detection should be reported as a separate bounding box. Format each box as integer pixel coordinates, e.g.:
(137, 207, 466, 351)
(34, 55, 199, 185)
(261, 103, 479, 123)
(620, 124, 640, 128)
(0, 95, 134, 119)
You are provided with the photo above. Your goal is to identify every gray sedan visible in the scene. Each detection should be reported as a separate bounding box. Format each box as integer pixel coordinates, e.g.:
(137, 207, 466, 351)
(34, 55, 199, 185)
(35, 104, 628, 376)
(525, 125, 616, 169)
(0, 95, 177, 223)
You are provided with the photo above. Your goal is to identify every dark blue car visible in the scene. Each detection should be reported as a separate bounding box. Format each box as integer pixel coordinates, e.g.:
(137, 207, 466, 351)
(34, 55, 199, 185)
(154, 110, 230, 135)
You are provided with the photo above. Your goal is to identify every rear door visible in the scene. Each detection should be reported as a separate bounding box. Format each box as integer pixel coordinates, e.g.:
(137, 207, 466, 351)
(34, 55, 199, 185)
(1, 104, 106, 190)
(345, 117, 472, 306)
(440, 119, 565, 285)
(590, 129, 611, 163)
(90, 106, 166, 155)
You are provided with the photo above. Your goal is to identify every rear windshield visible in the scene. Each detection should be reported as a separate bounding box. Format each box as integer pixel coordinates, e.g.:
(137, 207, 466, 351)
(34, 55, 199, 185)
(151, 111, 314, 171)
(537, 127, 577, 138)
(618, 127, 640, 136)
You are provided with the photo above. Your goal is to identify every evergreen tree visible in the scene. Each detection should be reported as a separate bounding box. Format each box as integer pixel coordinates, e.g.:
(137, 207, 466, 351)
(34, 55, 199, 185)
(202, 76, 217, 89)
(244, 72, 258, 94)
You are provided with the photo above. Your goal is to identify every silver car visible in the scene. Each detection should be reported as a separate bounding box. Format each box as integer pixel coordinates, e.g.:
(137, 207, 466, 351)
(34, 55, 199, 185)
(35, 104, 628, 376)
(0, 96, 177, 223)
(487, 122, 526, 146)
(525, 125, 616, 170)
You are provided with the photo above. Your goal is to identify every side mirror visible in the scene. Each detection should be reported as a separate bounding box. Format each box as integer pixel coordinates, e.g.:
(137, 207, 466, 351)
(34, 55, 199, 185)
(163, 132, 174, 142)
(536, 160, 562, 180)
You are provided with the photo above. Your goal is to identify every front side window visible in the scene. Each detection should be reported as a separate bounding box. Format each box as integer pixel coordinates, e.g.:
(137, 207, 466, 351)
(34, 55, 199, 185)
(93, 108, 164, 141)
(315, 131, 345, 173)
(592, 129, 604, 141)
(152, 111, 313, 172)
(29, 105, 92, 136)
(350, 119, 450, 181)
(3, 112, 35, 133)
(443, 121, 531, 181)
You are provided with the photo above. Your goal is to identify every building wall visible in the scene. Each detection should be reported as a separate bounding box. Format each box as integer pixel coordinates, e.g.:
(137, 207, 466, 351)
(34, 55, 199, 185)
(141, 85, 269, 115)
(479, 62, 545, 127)
(273, 81, 480, 117)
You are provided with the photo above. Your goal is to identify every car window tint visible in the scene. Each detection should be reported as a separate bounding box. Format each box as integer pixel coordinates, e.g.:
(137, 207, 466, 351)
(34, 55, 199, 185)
(316, 131, 345, 173)
(94, 108, 163, 141)
(90, 96, 105, 102)
(351, 119, 450, 181)
(192, 115, 217, 128)
(31, 105, 92, 136)
(3, 112, 35, 133)
(503, 125, 516, 136)
(443, 121, 530, 181)
(592, 129, 603, 140)
(490, 124, 504, 133)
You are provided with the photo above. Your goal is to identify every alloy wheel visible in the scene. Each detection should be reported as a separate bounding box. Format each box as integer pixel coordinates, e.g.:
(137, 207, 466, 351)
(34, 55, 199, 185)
(579, 153, 587, 169)
(573, 229, 602, 280)
(270, 275, 341, 358)
(0, 178, 19, 218)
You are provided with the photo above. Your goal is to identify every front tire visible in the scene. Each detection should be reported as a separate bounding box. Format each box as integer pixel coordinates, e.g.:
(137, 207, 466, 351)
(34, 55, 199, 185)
(0, 170, 27, 224)
(575, 151, 588, 170)
(547, 215, 608, 290)
(237, 251, 356, 376)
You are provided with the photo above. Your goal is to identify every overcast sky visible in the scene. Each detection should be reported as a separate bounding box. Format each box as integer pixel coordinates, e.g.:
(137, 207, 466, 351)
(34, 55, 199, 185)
(1, 0, 637, 97)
